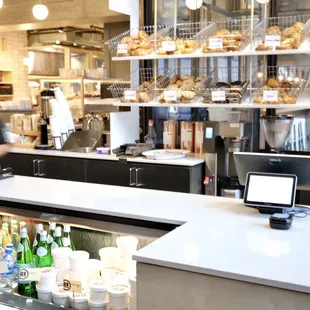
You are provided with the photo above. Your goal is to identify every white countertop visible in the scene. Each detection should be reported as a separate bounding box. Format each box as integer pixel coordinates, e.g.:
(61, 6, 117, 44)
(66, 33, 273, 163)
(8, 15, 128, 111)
(9, 148, 205, 167)
(0, 176, 310, 293)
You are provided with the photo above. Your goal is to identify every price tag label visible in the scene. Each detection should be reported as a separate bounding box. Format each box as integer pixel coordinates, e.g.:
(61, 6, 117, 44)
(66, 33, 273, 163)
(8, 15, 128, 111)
(209, 38, 223, 49)
(162, 41, 176, 52)
(163, 132, 173, 144)
(124, 90, 137, 100)
(265, 35, 281, 47)
(63, 279, 82, 293)
(211, 90, 226, 101)
(164, 90, 177, 101)
(19, 268, 41, 282)
(263, 90, 278, 102)
(117, 43, 128, 54)
(0, 262, 8, 273)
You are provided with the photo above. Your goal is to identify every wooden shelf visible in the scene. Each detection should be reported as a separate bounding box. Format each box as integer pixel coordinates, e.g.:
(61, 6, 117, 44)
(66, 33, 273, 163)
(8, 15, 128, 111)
(0, 108, 38, 113)
(11, 129, 39, 136)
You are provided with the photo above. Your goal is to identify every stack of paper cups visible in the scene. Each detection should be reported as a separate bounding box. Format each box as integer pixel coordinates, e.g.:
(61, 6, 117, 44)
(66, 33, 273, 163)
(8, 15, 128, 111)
(53, 88, 75, 135)
(49, 115, 62, 150)
(49, 99, 68, 144)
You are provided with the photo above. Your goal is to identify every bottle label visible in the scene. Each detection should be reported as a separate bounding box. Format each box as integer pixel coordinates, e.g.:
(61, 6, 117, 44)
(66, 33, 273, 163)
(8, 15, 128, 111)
(36, 247, 48, 257)
(17, 263, 35, 284)
(51, 242, 59, 251)
(33, 239, 38, 247)
(47, 235, 53, 244)
(17, 244, 24, 253)
(0, 262, 8, 274)
(62, 237, 70, 247)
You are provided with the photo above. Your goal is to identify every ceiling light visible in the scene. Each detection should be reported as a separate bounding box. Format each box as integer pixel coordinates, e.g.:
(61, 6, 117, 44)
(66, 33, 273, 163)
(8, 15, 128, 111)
(32, 4, 49, 21)
(73, 43, 77, 46)
(58, 28, 64, 33)
(256, 0, 269, 3)
(185, 0, 203, 10)
(0, 0, 3, 9)
(55, 40, 60, 45)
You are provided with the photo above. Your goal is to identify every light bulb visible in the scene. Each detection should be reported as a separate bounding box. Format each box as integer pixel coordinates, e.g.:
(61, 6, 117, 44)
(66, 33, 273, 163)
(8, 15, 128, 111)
(256, 0, 270, 3)
(32, 4, 49, 20)
(0, 0, 3, 9)
(185, 0, 203, 10)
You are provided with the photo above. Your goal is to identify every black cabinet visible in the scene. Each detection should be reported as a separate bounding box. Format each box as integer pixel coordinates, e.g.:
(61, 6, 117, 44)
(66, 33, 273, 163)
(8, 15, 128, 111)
(86, 159, 203, 194)
(0, 153, 85, 182)
(85, 160, 131, 187)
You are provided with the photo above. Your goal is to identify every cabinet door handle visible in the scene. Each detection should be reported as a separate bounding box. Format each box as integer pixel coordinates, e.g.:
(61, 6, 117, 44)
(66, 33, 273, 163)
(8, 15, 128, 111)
(136, 168, 142, 187)
(129, 168, 136, 186)
(33, 160, 39, 176)
(38, 160, 46, 177)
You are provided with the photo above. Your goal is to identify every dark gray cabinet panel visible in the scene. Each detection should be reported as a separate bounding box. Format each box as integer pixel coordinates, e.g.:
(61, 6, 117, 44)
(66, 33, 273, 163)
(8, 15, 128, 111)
(0, 153, 37, 176)
(85, 160, 131, 187)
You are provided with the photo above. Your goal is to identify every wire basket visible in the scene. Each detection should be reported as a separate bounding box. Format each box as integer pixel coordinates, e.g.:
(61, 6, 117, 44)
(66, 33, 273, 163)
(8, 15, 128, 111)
(105, 25, 168, 57)
(202, 67, 251, 104)
(109, 68, 169, 104)
(250, 66, 310, 104)
(155, 22, 211, 55)
(200, 18, 260, 53)
(157, 68, 213, 104)
(253, 15, 310, 51)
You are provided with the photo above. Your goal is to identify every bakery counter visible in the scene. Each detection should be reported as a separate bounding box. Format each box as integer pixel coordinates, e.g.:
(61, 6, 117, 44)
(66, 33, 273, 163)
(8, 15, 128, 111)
(8, 147, 205, 167)
(0, 176, 310, 310)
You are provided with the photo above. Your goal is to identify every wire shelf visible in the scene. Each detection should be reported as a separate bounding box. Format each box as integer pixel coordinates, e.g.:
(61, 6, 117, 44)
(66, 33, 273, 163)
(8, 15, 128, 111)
(109, 68, 170, 104)
(250, 66, 310, 104)
(105, 25, 168, 57)
(253, 15, 310, 51)
(202, 67, 252, 104)
(155, 22, 211, 55)
(157, 68, 213, 104)
(200, 18, 261, 53)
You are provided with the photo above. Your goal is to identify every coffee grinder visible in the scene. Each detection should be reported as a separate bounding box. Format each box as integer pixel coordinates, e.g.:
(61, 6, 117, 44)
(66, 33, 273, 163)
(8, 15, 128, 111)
(203, 120, 252, 198)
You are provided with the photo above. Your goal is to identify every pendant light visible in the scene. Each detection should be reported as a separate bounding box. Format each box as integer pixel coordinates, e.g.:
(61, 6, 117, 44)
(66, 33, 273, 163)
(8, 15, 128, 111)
(256, 0, 269, 3)
(32, 1, 49, 20)
(0, 0, 3, 9)
(185, 0, 203, 10)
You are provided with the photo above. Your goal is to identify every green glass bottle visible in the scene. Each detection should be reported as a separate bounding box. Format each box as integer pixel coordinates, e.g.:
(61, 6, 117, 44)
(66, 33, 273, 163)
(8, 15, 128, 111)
(47, 222, 56, 250)
(36, 231, 52, 268)
(17, 228, 36, 297)
(32, 223, 43, 266)
(62, 225, 76, 251)
(11, 224, 20, 250)
(51, 227, 63, 250)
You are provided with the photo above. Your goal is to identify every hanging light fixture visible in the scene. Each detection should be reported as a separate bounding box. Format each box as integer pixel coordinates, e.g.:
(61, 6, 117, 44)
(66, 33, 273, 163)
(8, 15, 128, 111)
(185, 0, 203, 10)
(0, 0, 3, 9)
(256, 0, 269, 3)
(32, 1, 49, 20)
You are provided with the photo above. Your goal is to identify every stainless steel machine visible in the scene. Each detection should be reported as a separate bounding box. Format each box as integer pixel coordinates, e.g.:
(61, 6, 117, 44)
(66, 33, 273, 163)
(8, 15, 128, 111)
(203, 121, 252, 198)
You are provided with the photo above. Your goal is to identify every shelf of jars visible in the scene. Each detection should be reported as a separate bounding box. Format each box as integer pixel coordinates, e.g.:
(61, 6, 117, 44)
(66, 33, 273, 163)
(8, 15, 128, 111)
(109, 66, 310, 110)
(106, 16, 310, 61)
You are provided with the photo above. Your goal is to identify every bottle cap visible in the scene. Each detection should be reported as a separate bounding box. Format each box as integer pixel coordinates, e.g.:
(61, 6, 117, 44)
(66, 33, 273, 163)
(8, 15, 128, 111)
(63, 225, 71, 232)
(55, 227, 62, 236)
(20, 227, 27, 234)
(20, 228, 28, 238)
(6, 244, 14, 249)
(40, 230, 47, 236)
(49, 222, 56, 230)
(36, 223, 43, 233)
(5, 248, 12, 255)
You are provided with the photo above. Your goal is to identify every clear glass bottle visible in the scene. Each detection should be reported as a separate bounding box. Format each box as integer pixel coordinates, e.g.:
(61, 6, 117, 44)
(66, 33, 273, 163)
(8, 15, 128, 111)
(144, 119, 157, 150)
(0, 248, 17, 289)
(17, 228, 36, 297)
(11, 224, 20, 250)
(51, 227, 64, 250)
(2, 227, 11, 249)
(47, 222, 56, 250)
(36, 231, 52, 268)
(62, 225, 75, 251)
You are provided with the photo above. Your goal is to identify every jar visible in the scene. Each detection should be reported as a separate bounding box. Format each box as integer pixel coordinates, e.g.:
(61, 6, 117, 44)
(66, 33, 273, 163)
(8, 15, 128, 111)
(180, 121, 194, 152)
(163, 120, 177, 149)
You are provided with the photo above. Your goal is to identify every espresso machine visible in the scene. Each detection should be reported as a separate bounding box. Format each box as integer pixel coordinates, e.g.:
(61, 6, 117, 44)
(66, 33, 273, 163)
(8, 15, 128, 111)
(203, 121, 252, 198)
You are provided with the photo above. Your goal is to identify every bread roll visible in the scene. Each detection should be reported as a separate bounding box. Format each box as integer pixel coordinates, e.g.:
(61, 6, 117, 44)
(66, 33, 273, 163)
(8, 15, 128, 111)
(293, 22, 304, 32)
(267, 78, 281, 88)
(266, 26, 281, 35)
(256, 44, 272, 51)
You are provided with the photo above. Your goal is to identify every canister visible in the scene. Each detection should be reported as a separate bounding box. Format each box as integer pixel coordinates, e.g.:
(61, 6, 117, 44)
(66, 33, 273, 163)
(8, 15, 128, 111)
(195, 122, 205, 154)
(180, 121, 194, 152)
(163, 120, 177, 149)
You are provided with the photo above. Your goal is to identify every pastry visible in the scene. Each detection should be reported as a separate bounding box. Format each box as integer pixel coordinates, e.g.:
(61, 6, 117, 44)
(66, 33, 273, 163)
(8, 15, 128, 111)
(180, 79, 195, 90)
(223, 39, 237, 47)
(215, 29, 230, 37)
(127, 43, 139, 52)
(142, 82, 151, 89)
(290, 32, 301, 49)
(176, 80, 183, 87)
(139, 92, 150, 103)
(181, 75, 195, 81)
(216, 82, 229, 88)
(266, 26, 281, 35)
(282, 27, 295, 40)
(276, 43, 293, 50)
(170, 75, 180, 85)
(281, 81, 292, 89)
(293, 22, 304, 32)
(139, 39, 152, 49)
(267, 78, 281, 88)
(138, 30, 149, 39)
(230, 31, 242, 41)
(195, 76, 204, 83)
(255, 44, 272, 51)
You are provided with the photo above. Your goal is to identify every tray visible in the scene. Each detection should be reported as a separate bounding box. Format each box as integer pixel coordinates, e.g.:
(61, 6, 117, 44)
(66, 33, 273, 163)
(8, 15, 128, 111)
(142, 149, 190, 160)
(253, 15, 310, 52)
(202, 67, 251, 104)
(250, 66, 310, 105)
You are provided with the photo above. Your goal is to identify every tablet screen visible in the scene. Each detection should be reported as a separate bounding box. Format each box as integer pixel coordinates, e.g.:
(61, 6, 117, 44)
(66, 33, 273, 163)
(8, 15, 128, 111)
(244, 173, 297, 209)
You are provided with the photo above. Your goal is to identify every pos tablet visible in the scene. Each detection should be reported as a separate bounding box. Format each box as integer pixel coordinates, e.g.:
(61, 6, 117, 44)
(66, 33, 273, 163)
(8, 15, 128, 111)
(244, 172, 297, 210)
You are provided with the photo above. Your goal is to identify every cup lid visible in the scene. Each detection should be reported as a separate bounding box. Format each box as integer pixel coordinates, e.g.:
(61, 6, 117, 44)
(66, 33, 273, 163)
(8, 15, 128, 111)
(107, 284, 129, 297)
